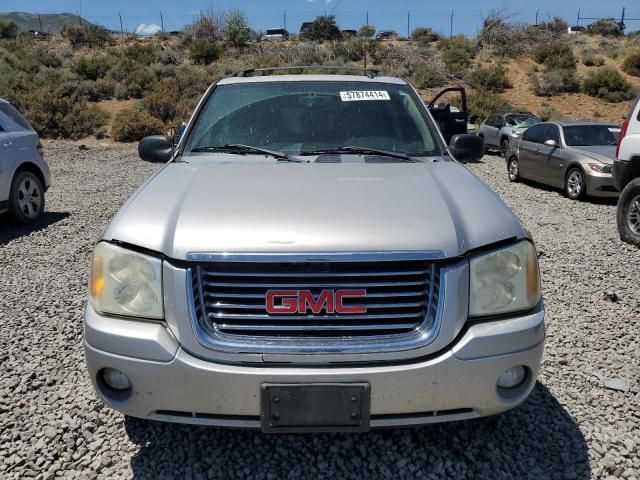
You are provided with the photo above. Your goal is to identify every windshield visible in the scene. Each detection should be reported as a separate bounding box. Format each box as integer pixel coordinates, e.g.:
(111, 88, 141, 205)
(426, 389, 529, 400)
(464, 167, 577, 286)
(563, 125, 619, 146)
(506, 115, 538, 128)
(184, 81, 440, 158)
(266, 29, 285, 35)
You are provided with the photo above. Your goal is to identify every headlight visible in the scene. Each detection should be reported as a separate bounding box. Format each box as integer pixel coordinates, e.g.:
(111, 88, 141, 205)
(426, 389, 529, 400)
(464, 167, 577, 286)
(510, 130, 521, 137)
(588, 163, 612, 174)
(89, 242, 164, 319)
(469, 240, 541, 317)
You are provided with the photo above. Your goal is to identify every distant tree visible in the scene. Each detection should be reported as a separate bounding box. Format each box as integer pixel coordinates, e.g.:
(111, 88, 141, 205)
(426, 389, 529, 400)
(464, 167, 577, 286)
(0, 20, 19, 40)
(358, 24, 375, 39)
(61, 24, 110, 48)
(224, 10, 250, 48)
(301, 15, 341, 42)
(587, 18, 623, 37)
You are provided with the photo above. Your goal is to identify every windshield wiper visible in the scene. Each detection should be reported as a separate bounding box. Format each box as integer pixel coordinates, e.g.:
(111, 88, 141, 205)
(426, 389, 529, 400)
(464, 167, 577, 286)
(191, 144, 306, 162)
(298, 146, 417, 162)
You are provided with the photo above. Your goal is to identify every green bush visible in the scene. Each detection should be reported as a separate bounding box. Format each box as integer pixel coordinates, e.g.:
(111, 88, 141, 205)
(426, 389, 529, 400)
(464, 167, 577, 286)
(467, 64, 512, 92)
(410, 63, 444, 88)
(0, 20, 19, 39)
(411, 27, 440, 44)
(532, 42, 576, 70)
(583, 53, 605, 67)
(582, 67, 636, 102)
(300, 15, 341, 42)
(622, 51, 640, 77)
(452, 88, 511, 122)
(22, 88, 108, 139)
(224, 10, 250, 48)
(117, 43, 161, 66)
(188, 38, 222, 65)
(537, 104, 564, 121)
(112, 108, 165, 142)
(586, 19, 623, 37)
(438, 36, 476, 75)
(331, 39, 367, 62)
(142, 69, 209, 124)
(61, 23, 110, 48)
(71, 55, 112, 80)
(530, 68, 580, 96)
(358, 25, 375, 39)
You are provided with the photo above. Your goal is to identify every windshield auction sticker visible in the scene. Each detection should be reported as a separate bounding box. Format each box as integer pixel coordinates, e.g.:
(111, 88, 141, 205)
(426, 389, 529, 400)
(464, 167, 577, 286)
(340, 91, 390, 101)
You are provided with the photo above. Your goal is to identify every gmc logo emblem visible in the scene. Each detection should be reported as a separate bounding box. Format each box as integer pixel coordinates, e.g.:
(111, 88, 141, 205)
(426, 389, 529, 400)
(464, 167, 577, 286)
(266, 289, 367, 315)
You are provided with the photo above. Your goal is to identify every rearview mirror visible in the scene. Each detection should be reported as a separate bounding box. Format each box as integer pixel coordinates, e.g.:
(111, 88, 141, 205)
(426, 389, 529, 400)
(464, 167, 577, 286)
(544, 139, 559, 148)
(138, 135, 173, 163)
(448, 134, 484, 163)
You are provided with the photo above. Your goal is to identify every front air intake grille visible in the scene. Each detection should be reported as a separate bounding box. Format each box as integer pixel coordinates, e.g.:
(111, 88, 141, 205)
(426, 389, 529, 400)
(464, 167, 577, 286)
(190, 259, 441, 345)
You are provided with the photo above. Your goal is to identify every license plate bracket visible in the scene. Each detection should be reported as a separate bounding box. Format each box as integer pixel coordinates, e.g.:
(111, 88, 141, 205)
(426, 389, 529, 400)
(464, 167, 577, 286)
(260, 383, 371, 433)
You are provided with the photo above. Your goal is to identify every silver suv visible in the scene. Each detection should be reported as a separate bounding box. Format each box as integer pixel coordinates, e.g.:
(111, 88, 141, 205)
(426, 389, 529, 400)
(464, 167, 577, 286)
(479, 113, 539, 157)
(84, 69, 544, 433)
(0, 99, 50, 224)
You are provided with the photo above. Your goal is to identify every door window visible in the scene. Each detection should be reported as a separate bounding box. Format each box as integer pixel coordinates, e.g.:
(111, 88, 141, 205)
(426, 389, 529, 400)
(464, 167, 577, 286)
(522, 124, 546, 143)
(543, 124, 560, 144)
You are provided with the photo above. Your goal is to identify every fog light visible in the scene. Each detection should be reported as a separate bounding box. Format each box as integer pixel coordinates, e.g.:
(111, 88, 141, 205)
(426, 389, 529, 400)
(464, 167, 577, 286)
(101, 368, 131, 391)
(497, 366, 526, 389)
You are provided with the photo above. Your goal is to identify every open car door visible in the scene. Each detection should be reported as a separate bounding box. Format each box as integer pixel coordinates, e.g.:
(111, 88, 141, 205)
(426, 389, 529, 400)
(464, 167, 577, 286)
(427, 87, 468, 145)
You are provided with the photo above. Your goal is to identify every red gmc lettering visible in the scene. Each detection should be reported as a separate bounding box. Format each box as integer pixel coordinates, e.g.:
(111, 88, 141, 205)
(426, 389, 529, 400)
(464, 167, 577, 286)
(266, 289, 367, 314)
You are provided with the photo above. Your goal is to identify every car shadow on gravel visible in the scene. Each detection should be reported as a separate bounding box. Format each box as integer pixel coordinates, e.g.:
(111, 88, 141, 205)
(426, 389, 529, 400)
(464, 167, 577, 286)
(0, 211, 70, 245)
(125, 382, 590, 479)
(518, 178, 618, 206)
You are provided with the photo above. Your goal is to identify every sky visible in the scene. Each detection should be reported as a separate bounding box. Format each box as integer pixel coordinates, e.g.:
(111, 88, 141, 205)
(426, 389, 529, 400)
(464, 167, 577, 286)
(2, 0, 639, 36)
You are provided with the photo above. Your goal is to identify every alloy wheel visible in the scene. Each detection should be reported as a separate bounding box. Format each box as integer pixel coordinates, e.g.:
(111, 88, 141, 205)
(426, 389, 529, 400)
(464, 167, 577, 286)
(508, 158, 519, 181)
(566, 170, 583, 198)
(628, 194, 640, 235)
(17, 175, 42, 220)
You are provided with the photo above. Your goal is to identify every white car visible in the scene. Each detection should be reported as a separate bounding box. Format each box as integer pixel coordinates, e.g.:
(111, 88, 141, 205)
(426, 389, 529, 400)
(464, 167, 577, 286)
(0, 99, 50, 224)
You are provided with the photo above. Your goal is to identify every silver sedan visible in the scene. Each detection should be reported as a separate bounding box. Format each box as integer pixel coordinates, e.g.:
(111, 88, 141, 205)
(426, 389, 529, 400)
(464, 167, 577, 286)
(506, 121, 620, 200)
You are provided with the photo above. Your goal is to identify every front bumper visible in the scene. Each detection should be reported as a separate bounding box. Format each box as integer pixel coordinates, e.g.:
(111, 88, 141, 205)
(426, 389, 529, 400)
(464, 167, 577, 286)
(586, 171, 618, 198)
(84, 304, 545, 429)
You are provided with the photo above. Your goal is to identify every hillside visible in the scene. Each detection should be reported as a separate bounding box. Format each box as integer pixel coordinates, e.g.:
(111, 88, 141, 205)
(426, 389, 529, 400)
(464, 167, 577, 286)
(1, 13, 640, 142)
(0, 12, 94, 33)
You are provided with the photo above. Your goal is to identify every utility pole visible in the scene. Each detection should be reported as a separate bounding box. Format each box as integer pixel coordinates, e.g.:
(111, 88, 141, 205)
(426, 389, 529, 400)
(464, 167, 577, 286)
(37, 13, 43, 32)
(621, 7, 626, 30)
(160, 11, 164, 32)
(284, 10, 287, 30)
(535, 9, 539, 26)
(366, 10, 369, 26)
(78, 0, 82, 24)
(450, 10, 454, 38)
(119, 11, 124, 35)
(407, 11, 410, 38)
(576, 9, 580, 28)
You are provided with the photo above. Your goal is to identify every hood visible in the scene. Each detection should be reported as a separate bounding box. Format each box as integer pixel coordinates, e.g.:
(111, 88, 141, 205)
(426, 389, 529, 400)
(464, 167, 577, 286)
(567, 145, 616, 164)
(104, 156, 528, 260)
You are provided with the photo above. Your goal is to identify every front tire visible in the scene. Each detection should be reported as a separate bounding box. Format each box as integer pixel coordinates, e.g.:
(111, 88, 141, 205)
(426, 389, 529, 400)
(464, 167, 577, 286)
(617, 178, 640, 247)
(500, 138, 509, 158)
(565, 168, 586, 200)
(508, 157, 520, 182)
(9, 171, 45, 224)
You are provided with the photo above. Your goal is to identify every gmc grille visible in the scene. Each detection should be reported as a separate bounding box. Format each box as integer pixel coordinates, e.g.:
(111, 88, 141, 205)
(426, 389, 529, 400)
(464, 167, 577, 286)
(190, 259, 441, 345)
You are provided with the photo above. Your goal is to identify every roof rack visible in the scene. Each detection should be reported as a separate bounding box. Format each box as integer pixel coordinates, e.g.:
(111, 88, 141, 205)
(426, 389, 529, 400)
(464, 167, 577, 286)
(236, 65, 382, 79)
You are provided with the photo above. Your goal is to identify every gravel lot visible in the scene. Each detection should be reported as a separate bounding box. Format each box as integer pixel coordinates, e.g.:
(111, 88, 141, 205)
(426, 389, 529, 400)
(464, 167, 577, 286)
(1, 142, 639, 479)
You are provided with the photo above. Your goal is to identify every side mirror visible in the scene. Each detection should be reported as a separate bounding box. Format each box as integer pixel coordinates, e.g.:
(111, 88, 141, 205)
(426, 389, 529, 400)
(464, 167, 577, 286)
(138, 135, 173, 163)
(544, 139, 559, 148)
(448, 134, 484, 163)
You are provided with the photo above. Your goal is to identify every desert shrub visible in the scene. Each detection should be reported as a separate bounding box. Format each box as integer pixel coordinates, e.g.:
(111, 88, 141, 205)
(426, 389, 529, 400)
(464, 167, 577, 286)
(0, 20, 19, 39)
(186, 12, 225, 42)
(532, 42, 576, 70)
(106, 58, 155, 94)
(582, 67, 636, 102)
(530, 68, 580, 96)
(58, 79, 115, 102)
(224, 10, 250, 48)
(61, 23, 110, 48)
(142, 69, 209, 124)
(22, 89, 108, 139)
(622, 50, 640, 76)
(331, 39, 367, 62)
(587, 19, 623, 37)
(467, 64, 511, 92)
(112, 108, 165, 142)
(300, 15, 341, 42)
(117, 43, 160, 66)
(71, 55, 112, 80)
(188, 38, 222, 65)
(411, 27, 440, 44)
(537, 17, 569, 35)
(358, 25, 375, 38)
(537, 104, 564, 121)
(410, 63, 444, 88)
(452, 88, 511, 121)
(583, 53, 605, 67)
(438, 36, 476, 75)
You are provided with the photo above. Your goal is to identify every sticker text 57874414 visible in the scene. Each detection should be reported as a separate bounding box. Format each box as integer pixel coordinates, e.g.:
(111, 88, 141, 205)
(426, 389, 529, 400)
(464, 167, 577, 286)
(340, 91, 391, 102)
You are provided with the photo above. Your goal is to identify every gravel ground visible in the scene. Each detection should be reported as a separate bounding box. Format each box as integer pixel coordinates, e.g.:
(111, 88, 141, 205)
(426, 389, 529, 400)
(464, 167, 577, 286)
(1, 142, 639, 479)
